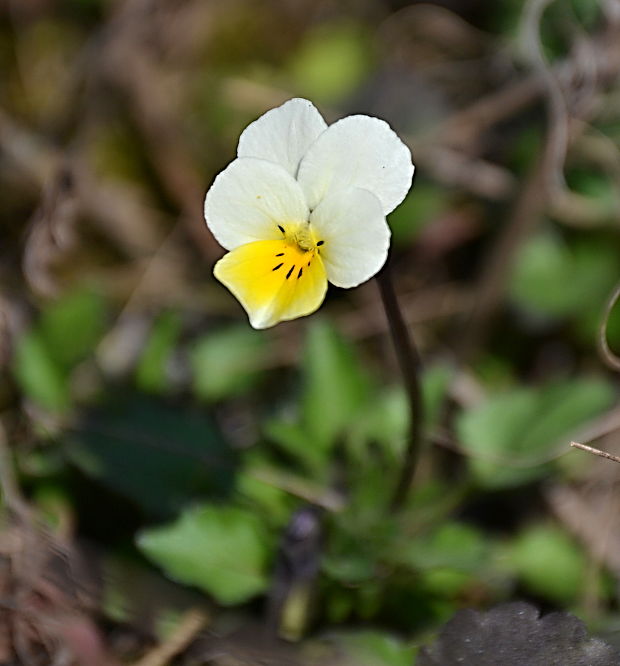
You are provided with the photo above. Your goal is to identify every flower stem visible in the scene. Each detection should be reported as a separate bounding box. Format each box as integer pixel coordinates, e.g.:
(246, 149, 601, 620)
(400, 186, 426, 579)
(377, 262, 424, 511)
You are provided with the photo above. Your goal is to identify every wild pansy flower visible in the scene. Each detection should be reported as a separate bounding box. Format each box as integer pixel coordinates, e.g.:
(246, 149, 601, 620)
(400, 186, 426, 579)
(204, 98, 414, 329)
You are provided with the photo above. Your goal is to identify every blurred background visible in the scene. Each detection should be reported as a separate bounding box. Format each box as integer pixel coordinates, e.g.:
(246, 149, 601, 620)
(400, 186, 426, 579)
(2, 0, 620, 664)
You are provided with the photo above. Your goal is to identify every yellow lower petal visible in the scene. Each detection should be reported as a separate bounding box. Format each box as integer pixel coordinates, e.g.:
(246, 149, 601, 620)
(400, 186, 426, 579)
(214, 240, 328, 329)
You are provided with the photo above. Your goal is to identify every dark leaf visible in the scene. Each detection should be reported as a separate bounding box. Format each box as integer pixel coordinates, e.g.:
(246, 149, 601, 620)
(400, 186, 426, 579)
(65, 392, 236, 518)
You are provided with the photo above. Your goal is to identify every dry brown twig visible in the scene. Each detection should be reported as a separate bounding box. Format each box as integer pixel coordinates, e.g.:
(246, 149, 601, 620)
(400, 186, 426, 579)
(520, 0, 570, 193)
(428, 7, 620, 147)
(399, 0, 620, 218)
(0, 420, 117, 665)
(22, 165, 78, 298)
(0, 107, 167, 255)
(99, 0, 219, 260)
(0, 419, 31, 522)
(457, 3, 620, 360)
(570, 441, 620, 464)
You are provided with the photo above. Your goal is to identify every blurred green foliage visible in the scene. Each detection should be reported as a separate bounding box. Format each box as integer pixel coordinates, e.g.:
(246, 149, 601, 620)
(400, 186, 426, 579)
(301, 320, 373, 452)
(13, 289, 106, 411)
(4, 0, 620, 663)
(388, 182, 449, 246)
(138, 504, 272, 605)
(136, 311, 182, 394)
(289, 21, 375, 104)
(507, 523, 590, 605)
(457, 378, 614, 487)
(191, 325, 267, 401)
(332, 631, 417, 666)
(510, 231, 620, 339)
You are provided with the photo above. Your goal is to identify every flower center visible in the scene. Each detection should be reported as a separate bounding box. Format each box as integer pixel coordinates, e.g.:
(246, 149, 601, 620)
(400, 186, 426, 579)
(278, 222, 320, 253)
(265, 223, 325, 284)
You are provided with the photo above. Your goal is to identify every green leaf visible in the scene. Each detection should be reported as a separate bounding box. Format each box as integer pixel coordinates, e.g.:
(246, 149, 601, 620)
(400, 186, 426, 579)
(346, 461, 399, 518)
(387, 520, 489, 597)
(510, 233, 577, 317)
(33, 483, 72, 531)
(322, 548, 377, 585)
(236, 454, 295, 527)
(570, 0, 602, 30)
(567, 169, 618, 221)
(66, 393, 235, 517)
(190, 326, 266, 401)
(289, 21, 373, 104)
(11, 289, 106, 411)
(39, 289, 106, 370)
(136, 311, 182, 394)
(324, 587, 355, 623)
(263, 418, 326, 473)
(137, 504, 271, 605)
(421, 568, 475, 598)
(389, 522, 488, 573)
(422, 363, 454, 428)
(346, 386, 408, 464)
(510, 232, 619, 322)
(388, 182, 447, 246)
(323, 504, 397, 585)
(508, 524, 586, 604)
(323, 523, 379, 585)
(334, 631, 417, 666)
(301, 320, 372, 451)
(602, 285, 620, 361)
(457, 378, 614, 487)
(344, 364, 452, 478)
(351, 363, 452, 458)
(12, 330, 70, 412)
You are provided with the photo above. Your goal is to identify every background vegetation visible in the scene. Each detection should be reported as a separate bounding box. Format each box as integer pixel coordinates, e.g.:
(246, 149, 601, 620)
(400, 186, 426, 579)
(2, 0, 620, 663)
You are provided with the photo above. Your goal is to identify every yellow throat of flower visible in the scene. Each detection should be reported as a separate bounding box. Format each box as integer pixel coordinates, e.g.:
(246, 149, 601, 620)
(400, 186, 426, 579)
(213, 221, 328, 328)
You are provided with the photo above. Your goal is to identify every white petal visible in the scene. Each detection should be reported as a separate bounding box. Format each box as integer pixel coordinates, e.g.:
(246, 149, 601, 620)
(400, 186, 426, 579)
(237, 98, 327, 177)
(204, 157, 309, 251)
(309, 187, 390, 288)
(298, 115, 414, 215)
